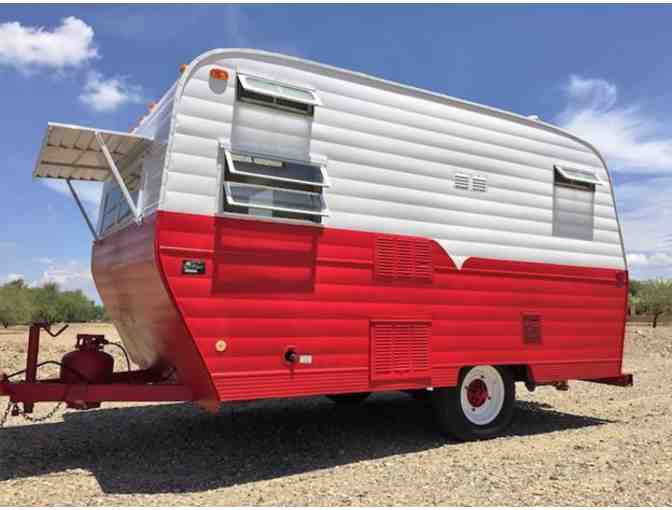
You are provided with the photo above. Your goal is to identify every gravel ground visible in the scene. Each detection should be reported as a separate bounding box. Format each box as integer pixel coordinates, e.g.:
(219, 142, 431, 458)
(0, 322, 671, 506)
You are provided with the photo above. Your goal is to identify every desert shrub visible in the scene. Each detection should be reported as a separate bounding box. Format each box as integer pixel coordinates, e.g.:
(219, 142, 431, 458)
(637, 278, 672, 328)
(0, 280, 106, 326)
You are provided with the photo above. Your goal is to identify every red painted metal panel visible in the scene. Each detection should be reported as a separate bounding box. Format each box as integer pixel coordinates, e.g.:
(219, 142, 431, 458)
(93, 211, 628, 403)
(91, 214, 218, 410)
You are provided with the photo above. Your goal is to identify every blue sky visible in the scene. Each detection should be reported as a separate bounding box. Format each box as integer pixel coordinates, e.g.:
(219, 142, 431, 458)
(1, 4, 671, 301)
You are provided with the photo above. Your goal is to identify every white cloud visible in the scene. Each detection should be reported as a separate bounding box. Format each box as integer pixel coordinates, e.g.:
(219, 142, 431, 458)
(556, 75, 672, 173)
(627, 252, 672, 268)
(33, 260, 95, 296)
(0, 16, 98, 71)
(34, 257, 55, 265)
(79, 71, 143, 112)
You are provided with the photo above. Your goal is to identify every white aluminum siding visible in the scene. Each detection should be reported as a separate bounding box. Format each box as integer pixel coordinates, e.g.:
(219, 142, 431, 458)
(160, 49, 626, 271)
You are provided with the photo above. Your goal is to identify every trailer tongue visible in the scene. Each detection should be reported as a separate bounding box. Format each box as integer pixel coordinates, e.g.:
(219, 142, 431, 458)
(1, 323, 192, 421)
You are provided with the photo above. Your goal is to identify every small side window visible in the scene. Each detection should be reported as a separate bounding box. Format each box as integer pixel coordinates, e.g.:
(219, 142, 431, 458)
(237, 74, 321, 116)
(552, 166, 599, 241)
(221, 148, 329, 223)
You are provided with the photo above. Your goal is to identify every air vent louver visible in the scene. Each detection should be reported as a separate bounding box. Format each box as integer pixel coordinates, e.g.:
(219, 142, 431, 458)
(375, 235, 433, 283)
(454, 173, 470, 191)
(370, 320, 431, 382)
(472, 175, 488, 192)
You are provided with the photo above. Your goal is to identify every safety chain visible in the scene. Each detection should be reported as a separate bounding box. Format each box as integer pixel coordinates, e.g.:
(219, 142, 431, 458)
(18, 401, 65, 423)
(0, 400, 65, 428)
(0, 400, 11, 428)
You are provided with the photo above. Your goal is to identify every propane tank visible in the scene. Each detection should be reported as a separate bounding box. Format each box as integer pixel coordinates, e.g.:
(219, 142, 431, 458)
(60, 334, 114, 409)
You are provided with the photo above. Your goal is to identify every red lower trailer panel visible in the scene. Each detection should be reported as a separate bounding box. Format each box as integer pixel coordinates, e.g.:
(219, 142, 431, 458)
(87, 210, 629, 404)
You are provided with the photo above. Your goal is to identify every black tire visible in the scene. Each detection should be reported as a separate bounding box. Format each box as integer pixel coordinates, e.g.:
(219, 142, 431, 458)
(326, 392, 371, 405)
(404, 389, 431, 401)
(432, 365, 515, 441)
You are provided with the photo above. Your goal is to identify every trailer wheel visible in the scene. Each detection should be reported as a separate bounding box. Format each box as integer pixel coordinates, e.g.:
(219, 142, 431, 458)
(432, 365, 515, 441)
(326, 392, 371, 405)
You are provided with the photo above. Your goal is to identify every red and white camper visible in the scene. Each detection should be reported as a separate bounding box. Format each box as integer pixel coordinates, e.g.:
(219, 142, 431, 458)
(2, 49, 632, 440)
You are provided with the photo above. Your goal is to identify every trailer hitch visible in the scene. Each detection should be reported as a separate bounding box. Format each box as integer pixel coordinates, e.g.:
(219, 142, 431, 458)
(1, 324, 193, 425)
(24, 323, 69, 413)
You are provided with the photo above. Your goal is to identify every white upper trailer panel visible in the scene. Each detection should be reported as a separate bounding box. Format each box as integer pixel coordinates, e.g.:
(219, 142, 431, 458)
(143, 49, 626, 270)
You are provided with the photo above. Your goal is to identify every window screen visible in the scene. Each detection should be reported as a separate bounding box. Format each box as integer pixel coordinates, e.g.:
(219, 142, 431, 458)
(225, 182, 327, 216)
(225, 151, 328, 187)
(221, 148, 329, 223)
(237, 74, 321, 115)
(553, 168, 595, 241)
(99, 184, 140, 234)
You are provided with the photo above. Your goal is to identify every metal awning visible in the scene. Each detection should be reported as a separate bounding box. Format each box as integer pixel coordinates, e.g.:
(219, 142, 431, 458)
(33, 123, 152, 182)
(33, 123, 153, 241)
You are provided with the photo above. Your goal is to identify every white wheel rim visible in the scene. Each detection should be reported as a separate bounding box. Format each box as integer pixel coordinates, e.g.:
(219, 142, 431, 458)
(460, 366, 505, 426)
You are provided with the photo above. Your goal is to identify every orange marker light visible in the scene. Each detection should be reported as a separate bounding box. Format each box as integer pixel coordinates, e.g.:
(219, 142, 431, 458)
(209, 68, 229, 81)
(179, 63, 188, 74)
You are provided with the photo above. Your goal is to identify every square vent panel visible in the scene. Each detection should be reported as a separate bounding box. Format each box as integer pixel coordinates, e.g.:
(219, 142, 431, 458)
(375, 235, 433, 283)
(522, 313, 542, 344)
(370, 319, 432, 383)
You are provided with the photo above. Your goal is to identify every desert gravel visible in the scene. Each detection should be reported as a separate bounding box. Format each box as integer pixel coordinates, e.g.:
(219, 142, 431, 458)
(0, 323, 671, 506)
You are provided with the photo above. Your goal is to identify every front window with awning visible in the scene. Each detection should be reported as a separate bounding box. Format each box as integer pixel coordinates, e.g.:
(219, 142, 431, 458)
(33, 123, 152, 239)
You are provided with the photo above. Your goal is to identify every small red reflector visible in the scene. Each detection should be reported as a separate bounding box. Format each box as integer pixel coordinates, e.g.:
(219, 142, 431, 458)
(210, 68, 229, 81)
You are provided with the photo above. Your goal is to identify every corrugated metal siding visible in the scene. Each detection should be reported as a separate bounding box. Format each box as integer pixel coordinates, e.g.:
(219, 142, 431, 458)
(162, 52, 624, 270)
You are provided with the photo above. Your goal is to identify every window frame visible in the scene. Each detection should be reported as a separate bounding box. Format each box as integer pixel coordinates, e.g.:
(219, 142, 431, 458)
(552, 166, 596, 241)
(554, 165, 603, 187)
(238, 74, 322, 107)
(224, 149, 330, 189)
(223, 181, 329, 218)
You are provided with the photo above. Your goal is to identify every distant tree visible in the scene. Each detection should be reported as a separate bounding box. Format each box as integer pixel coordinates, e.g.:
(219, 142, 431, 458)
(0, 279, 33, 327)
(638, 278, 672, 328)
(93, 304, 110, 322)
(628, 279, 643, 316)
(29, 282, 63, 325)
(629, 279, 644, 297)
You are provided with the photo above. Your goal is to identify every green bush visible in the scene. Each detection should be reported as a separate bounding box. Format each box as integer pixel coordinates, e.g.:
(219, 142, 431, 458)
(0, 279, 107, 327)
(637, 278, 672, 328)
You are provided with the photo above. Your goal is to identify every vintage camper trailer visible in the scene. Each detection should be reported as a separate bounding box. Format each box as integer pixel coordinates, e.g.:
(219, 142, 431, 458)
(2, 49, 632, 440)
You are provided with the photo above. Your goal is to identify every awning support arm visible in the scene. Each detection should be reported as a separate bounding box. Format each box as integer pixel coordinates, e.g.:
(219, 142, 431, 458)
(94, 131, 141, 224)
(66, 179, 99, 242)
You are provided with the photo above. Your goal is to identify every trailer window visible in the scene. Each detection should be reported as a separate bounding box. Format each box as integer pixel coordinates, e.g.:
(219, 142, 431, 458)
(225, 151, 328, 187)
(237, 74, 321, 116)
(225, 182, 327, 216)
(99, 183, 140, 234)
(221, 148, 329, 223)
(552, 167, 595, 241)
(554, 165, 603, 186)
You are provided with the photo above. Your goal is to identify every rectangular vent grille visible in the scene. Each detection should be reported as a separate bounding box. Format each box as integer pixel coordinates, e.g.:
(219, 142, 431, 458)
(472, 175, 488, 192)
(522, 313, 542, 344)
(371, 320, 431, 382)
(375, 236, 433, 283)
(454, 173, 470, 190)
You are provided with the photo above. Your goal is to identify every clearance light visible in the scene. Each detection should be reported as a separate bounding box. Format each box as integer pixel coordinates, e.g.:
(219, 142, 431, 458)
(179, 63, 187, 74)
(210, 68, 229, 81)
